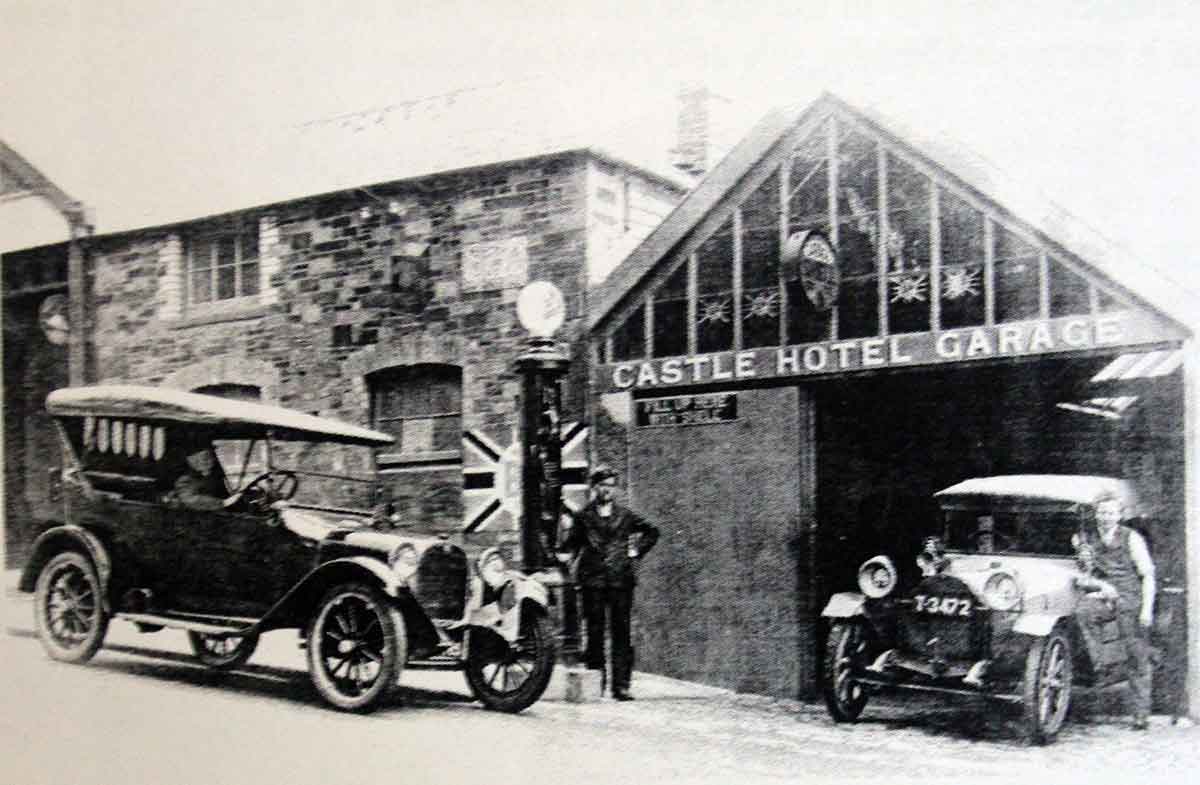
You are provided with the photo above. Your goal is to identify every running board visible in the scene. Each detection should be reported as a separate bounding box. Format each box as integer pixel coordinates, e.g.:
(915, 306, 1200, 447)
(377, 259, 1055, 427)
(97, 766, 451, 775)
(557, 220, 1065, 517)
(853, 674, 1023, 703)
(406, 656, 464, 671)
(116, 612, 256, 637)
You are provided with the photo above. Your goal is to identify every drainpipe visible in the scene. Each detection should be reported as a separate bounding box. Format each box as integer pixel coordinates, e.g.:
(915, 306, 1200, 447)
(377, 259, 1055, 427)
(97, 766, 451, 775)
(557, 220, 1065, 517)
(66, 209, 91, 385)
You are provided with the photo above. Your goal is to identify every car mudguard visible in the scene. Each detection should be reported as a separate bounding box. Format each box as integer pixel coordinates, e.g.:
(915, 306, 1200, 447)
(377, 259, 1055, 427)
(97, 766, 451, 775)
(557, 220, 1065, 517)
(255, 555, 418, 634)
(465, 572, 549, 645)
(20, 525, 113, 611)
(1013, 613, 1067, 637)
(821, 592, 866, 618)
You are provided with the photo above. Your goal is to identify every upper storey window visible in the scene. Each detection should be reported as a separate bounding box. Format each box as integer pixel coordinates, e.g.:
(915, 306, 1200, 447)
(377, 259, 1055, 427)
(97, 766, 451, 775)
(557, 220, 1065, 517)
(188, 222, 260, 306)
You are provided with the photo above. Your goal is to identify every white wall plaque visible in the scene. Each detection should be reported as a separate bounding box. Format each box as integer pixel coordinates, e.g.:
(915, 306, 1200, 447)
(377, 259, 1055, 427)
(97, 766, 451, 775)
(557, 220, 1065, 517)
(462, 236, 528, 292)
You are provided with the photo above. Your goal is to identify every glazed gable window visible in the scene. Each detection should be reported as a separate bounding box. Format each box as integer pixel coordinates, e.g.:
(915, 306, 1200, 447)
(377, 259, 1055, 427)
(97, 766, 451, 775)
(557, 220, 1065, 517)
(370, 364, 463, 465)
(597, 111, 1132, 361)
(187, 223, 260, 306)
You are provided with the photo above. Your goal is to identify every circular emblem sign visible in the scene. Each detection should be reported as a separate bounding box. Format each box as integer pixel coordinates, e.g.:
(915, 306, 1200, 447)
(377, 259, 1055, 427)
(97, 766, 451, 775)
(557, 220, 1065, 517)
(781, 230, 839, 312)
(38, 294, 70, 345)
(516, 281, 566, 338)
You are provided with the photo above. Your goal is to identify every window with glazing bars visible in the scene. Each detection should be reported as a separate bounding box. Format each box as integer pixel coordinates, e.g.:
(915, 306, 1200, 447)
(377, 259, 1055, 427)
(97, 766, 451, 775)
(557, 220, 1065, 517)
(188, 222, 261, 305)
(370, 365, 462, 460)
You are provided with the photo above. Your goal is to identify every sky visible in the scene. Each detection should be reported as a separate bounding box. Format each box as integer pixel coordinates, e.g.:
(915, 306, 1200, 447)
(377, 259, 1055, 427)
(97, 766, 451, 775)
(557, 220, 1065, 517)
(3, 0, 1200, 296)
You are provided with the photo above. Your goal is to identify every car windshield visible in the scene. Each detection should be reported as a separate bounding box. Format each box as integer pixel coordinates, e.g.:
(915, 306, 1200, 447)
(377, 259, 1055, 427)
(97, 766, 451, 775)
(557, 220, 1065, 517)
(215, 438, 381, 511)
(942, 508, 1079, 557)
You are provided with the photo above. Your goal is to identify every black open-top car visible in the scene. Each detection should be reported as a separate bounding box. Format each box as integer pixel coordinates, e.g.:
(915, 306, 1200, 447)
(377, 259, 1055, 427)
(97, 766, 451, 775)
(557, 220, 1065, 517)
(20, 384, 556, 713)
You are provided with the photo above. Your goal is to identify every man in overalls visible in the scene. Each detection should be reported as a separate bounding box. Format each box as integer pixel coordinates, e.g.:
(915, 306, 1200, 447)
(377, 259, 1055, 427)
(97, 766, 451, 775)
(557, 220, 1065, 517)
(1078, 491, 1157, 729)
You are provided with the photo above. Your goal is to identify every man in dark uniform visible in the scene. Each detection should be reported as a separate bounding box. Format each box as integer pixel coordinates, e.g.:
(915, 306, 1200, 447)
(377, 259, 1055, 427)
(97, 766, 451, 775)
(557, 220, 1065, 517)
(172, 445, 243, 511)
(1074, 491, 1156, 729)
(560, 465, 659, 701)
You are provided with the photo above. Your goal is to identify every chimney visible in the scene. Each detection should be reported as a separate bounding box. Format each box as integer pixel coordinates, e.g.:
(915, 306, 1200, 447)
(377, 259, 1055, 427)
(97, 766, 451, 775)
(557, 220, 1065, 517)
(672, 85, 713, 177)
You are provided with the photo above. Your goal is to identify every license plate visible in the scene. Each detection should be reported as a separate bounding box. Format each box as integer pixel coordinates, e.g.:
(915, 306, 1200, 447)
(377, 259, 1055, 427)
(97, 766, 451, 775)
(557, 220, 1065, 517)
(912, 594, 974, 617)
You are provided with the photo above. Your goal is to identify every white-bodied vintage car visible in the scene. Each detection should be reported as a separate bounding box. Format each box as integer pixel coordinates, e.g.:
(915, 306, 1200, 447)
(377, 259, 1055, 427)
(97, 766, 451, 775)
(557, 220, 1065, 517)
(820, 474, 1167, 744)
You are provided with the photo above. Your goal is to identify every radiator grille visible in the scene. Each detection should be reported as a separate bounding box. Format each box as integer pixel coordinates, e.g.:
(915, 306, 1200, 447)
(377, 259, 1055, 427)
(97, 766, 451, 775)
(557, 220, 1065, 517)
(899, 574, 986, 661)
(412, 545, 469, 621)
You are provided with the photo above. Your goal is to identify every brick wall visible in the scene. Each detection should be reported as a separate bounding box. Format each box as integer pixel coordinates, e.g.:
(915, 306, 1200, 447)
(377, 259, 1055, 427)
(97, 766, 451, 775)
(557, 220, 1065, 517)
(80, 152, 655, 555)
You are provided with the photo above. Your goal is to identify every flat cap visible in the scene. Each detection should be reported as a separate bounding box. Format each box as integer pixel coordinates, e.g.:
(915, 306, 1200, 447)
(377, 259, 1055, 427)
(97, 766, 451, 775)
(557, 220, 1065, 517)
(589, 464, 617, 485)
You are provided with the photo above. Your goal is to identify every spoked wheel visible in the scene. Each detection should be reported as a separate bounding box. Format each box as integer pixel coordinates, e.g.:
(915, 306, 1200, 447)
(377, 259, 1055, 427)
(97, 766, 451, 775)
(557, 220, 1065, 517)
(307, 583, 406, 712)
(822, 620, 871, 722)
(465, 612, 556, 713)
(188, 631, 260, 670)
(1021, 629, 1073, 744)
(33, 551, 109, 663)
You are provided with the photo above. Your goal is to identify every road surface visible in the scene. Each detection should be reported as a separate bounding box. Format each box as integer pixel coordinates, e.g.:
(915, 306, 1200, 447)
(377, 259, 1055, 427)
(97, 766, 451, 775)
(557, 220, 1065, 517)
(2, 590, 1196, 785)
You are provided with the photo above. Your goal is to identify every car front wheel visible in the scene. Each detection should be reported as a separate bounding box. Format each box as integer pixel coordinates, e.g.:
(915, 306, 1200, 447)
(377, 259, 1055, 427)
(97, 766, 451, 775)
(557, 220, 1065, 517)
(188, 631, 259, 670)
(1021, 629, 1073, 744)
(307, 583, 406, 712)
(822, 620, 871, 722)
(465, 611, 555, 713)
(33, 551, 109, 663)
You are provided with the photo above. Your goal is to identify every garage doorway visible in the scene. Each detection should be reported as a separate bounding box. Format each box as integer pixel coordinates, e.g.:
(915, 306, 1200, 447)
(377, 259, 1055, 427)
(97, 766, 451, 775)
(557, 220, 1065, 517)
(813, 351, 1187, 706)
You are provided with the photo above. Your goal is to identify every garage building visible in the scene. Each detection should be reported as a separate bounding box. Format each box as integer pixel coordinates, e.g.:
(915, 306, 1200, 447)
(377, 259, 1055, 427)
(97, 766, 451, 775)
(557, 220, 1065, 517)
(587, 93, 1196, 708)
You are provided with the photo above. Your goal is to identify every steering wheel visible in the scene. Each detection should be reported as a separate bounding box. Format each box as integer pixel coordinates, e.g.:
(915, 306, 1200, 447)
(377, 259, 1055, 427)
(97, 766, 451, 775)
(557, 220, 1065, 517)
(239, 470, 299, 513)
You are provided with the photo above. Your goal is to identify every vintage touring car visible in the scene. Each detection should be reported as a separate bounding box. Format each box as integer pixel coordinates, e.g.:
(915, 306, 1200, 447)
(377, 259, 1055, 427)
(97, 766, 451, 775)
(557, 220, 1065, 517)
(821, 474, 1167, 743)
(20, 385, 556, 712)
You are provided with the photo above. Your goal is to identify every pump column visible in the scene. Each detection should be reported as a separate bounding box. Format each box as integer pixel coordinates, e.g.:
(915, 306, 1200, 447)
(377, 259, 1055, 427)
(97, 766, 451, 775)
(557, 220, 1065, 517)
(514, 282, 584, 683)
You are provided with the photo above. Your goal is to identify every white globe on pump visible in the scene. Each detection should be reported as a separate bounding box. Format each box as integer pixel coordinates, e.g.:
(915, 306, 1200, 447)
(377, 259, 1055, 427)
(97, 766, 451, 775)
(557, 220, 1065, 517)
(516, 281, 566, 339)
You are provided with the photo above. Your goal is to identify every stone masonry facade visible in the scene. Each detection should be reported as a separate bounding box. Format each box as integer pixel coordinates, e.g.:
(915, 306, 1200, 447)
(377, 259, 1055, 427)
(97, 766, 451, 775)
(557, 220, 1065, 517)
(76, 151, 681, 556)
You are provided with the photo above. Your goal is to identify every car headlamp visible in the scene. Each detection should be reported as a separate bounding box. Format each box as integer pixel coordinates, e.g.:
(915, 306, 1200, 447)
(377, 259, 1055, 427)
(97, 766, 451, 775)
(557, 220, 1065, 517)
(478, 548, 509, 589)
(983, 571, 1021, 611)
(388, 544, 419, 582)
(857, 555, 898, 599)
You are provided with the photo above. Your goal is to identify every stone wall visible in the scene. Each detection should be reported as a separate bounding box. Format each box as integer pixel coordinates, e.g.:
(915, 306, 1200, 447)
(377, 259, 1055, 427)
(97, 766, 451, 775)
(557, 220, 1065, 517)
(79, 152, 674, 555)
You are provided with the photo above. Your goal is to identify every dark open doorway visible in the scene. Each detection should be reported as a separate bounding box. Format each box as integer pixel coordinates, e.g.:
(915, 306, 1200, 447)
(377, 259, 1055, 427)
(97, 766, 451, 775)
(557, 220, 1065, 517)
(812, 350, 1186, 704)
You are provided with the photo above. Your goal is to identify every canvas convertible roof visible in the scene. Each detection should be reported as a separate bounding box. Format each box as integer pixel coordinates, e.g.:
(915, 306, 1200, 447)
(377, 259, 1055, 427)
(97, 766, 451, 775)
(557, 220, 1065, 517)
(46, 385, 394, 447)
(935, 475, 1142, 514)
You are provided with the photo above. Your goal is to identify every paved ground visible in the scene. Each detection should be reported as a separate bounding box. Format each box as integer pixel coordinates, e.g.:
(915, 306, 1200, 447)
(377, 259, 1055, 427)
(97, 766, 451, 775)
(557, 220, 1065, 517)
(4, 572, 1198, 785)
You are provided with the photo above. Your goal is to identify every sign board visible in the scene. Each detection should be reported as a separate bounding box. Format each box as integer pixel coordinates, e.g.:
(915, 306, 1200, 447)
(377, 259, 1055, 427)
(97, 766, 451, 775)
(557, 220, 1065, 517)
(599, 311, 1184, 393)
(636, 393, 738, 427)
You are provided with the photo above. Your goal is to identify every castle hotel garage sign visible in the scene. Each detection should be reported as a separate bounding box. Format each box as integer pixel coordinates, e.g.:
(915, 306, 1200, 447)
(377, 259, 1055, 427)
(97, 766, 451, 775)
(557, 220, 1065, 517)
(601, 311, 1172, 392)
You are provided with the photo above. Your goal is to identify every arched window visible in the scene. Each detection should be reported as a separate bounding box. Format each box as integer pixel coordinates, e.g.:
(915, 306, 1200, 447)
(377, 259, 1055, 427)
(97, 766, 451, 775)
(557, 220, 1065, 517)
(369, 364, 463, 464)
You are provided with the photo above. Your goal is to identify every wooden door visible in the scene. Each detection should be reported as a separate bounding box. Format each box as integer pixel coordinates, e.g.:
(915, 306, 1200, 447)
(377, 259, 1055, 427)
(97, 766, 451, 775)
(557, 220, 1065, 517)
(627, 386, 817, 697)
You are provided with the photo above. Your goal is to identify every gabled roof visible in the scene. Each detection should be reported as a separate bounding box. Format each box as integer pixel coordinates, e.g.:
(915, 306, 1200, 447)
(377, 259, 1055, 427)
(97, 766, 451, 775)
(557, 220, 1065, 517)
(589, 92, 1196, 336)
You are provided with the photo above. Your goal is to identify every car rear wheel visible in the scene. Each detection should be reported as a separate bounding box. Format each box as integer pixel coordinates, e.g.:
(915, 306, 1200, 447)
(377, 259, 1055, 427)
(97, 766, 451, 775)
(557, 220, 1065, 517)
(307, 583, 406, 712)
(465, 611, 555, 713)
(188, 631, 259, 670)
(33, 551, 109, 663)
(823, 620, 871, 722)
(1021, 629, 1073, 744)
